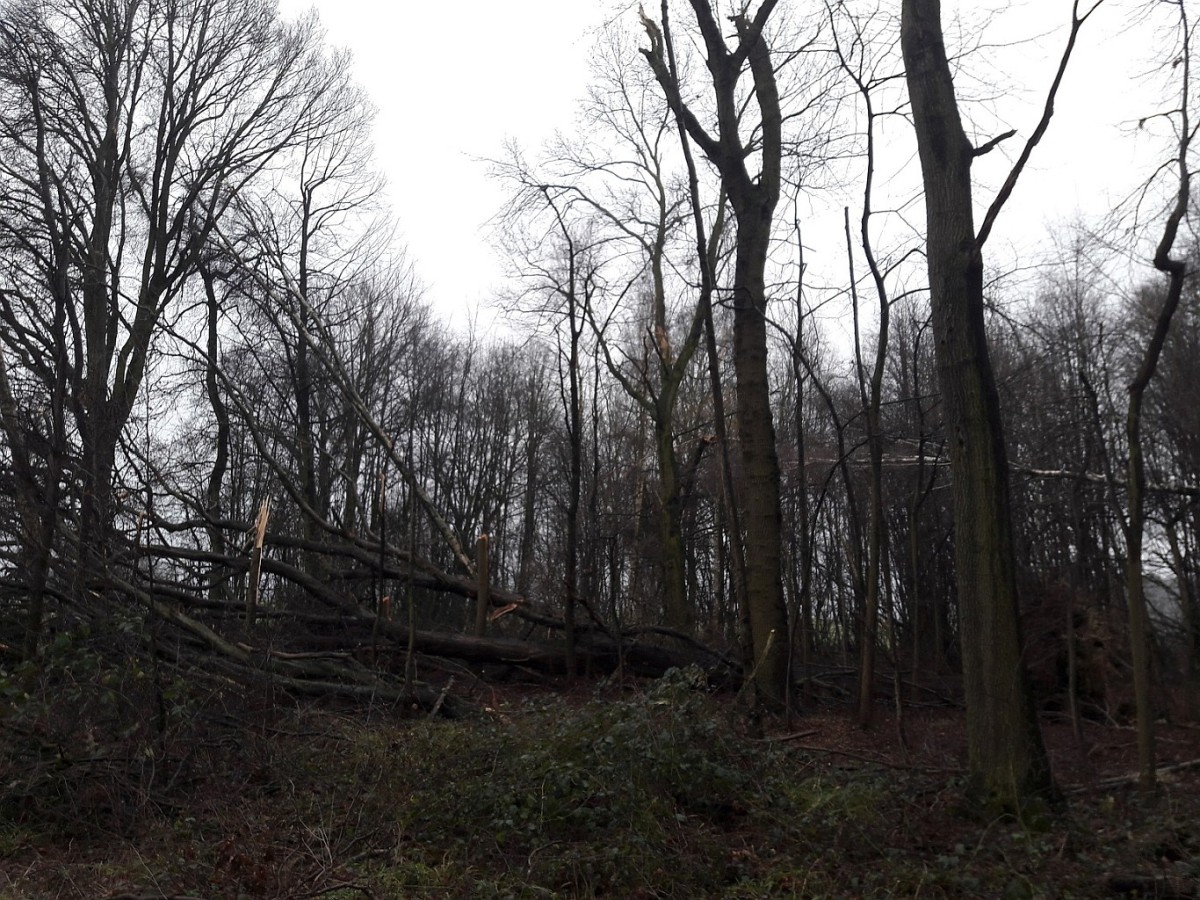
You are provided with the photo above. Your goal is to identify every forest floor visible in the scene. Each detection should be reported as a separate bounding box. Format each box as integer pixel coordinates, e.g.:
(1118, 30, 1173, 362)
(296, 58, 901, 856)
(1, 667, 1199, 899)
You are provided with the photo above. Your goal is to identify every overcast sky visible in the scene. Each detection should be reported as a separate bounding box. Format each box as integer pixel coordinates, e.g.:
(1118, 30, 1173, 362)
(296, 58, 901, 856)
(275, 0, 608, 326)
(275, 0, 1173, 327)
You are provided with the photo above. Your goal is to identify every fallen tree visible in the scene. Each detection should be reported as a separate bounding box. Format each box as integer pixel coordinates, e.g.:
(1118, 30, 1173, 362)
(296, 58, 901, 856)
(21, 513, 740, 715)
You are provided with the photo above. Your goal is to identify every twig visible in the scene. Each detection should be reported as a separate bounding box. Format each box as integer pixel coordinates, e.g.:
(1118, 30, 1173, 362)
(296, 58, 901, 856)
(299, 883, 376, 899)
(429, 676, 455, 718)
(1105, 874, 1198, 898)
(1073, 757, 1200, 793)
(786, 744, 963, 775)
(750, 729, 818, 743)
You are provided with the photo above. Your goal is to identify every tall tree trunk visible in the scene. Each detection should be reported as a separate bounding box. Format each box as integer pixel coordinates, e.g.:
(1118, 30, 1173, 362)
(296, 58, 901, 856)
(1121, 0, 1192, 786)
(200, 261, 230, 603)
(731, 217, 790, 704)
(640, 0, 790, 706)
(902, 0, 1055, 809)
(1124, 243, 1188, 789)
(295, 199, 324, 576)
(517, 418, 540, 599)
(846, 201, 890, 729)
(789, 319, 814, 699)
(564, 312, 581, 678)
(656, 416, 692, 632)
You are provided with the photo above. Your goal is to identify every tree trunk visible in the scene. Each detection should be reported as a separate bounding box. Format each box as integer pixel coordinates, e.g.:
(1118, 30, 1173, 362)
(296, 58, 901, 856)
(563, 281, 582, 679)
(655, 414, 692, 632)
(789, 292, 814, 700)
(1121, 0, 1192, 781)
(640, 0, 790, 705)
(901, 0, 1054, 809)
(200, 262, 231, 603)
(731, 217, 790, 705)
(517, 400, 541, 598)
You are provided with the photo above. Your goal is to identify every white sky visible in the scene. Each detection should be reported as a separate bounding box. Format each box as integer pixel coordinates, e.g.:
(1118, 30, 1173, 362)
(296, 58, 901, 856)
(276, 0, 610, 327)
(276, 0, 1177, 329)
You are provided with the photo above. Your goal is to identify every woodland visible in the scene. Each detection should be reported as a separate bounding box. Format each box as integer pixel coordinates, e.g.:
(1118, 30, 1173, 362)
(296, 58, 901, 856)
(0, 0, 1199, 896)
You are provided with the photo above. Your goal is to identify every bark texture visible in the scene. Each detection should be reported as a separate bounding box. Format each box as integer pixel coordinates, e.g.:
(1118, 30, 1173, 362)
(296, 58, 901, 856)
(901, 0, 1054, 808)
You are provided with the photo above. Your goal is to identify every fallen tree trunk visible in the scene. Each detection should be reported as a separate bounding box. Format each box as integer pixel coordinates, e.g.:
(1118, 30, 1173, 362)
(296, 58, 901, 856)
(105, 569, 463, 715)
(50, 513, 741, 711)
(138, 538, 738, 680)
(254, 554, 732, 677)
(101, 556, 734, 703)
(369, 621, 719, 679)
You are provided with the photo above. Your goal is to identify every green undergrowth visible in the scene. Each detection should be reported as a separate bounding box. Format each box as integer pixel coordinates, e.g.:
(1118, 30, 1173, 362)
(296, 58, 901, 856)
(3, 664, 1198, 897)
(374, 666, 879, 896)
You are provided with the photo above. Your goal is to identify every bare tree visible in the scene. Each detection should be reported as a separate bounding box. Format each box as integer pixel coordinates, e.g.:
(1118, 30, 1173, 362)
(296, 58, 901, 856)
(640, 0, 793, 705)
(1119, 0, 1196, 786)
(902, 0, 1105, 808)
(825, 0, 913, 727)
(536, 25, 718, 634)
(0, 0, 343, 648)
(217, 66, 386, 577)
(493, 168, 609, 674)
